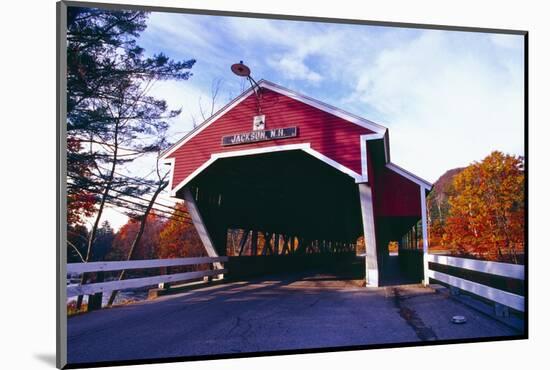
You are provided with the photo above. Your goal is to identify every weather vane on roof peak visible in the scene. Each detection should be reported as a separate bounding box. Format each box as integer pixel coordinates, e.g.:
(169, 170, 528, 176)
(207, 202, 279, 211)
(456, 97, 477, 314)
(231, 61, 263, 116)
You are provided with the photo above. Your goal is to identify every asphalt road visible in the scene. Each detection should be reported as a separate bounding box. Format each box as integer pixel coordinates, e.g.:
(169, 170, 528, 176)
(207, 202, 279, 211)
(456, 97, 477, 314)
(67, 271, 521, 365)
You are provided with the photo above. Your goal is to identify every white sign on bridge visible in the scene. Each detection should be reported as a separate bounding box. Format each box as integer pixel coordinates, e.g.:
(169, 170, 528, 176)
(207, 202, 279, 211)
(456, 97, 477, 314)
(221, 127, 297, 146)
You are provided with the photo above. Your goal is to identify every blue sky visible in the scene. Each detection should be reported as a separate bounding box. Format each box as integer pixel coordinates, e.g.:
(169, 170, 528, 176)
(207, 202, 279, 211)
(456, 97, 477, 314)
(102, 10, 525, 230)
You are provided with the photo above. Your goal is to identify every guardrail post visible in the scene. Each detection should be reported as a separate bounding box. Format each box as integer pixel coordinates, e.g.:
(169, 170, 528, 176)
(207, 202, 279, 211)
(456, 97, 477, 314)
(494, 303, 510, 318)
(158, 266, 172, 290)
(420, 187, 430, 287)
(88, 271, 104, 311)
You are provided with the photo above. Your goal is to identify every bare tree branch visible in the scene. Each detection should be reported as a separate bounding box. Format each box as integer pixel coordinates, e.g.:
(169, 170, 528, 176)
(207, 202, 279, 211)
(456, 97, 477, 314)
(67, 240, 86, 263)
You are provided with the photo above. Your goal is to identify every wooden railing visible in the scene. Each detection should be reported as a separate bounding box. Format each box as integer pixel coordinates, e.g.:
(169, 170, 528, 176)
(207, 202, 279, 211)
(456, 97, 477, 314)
(427, 254, 524, 312)
(66, 256, 228, 297)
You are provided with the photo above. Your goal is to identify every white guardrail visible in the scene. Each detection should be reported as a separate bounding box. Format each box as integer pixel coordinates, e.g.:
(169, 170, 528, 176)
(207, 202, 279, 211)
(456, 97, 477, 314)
(427, 254, 525, 312)
(66, 256, 228, 297)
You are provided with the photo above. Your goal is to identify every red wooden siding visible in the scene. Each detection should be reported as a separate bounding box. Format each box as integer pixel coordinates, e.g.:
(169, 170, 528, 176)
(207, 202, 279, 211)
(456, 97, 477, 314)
(373, 166, 422, 217)
(166, 88, 375, 189)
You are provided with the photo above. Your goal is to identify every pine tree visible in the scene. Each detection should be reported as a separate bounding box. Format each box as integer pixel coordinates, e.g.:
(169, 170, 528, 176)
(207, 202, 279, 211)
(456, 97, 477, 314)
(66, 6, 195, 310)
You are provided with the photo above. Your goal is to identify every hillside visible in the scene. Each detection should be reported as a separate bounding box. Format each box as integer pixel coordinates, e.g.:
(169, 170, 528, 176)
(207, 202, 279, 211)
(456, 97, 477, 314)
(427, 167, 464, 225)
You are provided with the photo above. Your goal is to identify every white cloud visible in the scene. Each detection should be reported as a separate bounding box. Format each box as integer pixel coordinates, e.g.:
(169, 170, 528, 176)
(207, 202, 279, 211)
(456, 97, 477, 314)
(346, 31, 524, 182)
(489, 33, 524, 49)
(140, 15, 524, 184)
(268, 55, 323, 82)
(224, 18, 351, 83)
(148, 80, 211, 136)
(144, 12, 222, 60)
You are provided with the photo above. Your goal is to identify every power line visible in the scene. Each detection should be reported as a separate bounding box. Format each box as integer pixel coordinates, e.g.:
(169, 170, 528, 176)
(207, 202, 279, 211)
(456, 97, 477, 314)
(96, 164, 166, 188)
(86, 169, 188, 215)
(105, 195, 191, 222)
(102, 193, 191, 223)
(67, 173, 190, 216)
(104, 200, 193, 225)
(69, 181, 193, 224)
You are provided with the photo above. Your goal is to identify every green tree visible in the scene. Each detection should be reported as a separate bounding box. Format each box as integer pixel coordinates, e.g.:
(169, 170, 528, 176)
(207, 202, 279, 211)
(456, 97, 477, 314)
(94, 220, 115, 261)
(67, 224, 88, 263)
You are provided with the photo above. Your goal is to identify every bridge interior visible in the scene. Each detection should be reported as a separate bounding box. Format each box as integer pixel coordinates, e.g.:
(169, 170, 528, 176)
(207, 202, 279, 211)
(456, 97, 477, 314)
(179, 150, 422, 285)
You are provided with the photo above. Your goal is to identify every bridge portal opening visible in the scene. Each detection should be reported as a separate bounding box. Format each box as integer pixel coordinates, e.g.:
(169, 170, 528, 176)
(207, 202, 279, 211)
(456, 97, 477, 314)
(179, 150, 366, 282)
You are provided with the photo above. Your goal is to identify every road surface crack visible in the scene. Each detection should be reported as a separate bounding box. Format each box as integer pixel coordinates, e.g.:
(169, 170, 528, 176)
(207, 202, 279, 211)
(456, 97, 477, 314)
(309, 297, 321, 307)
(393, 288, 438, 341)
(227, 316, 242, 336)
(225, 315, 253, 347)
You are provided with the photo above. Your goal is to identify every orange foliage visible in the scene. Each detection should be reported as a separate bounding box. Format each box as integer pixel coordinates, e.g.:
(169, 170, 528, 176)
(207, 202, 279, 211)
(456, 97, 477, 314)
(67, 192, 97, 226)
(109, 213, 164, 260)
(157, 204, 205, 259)
(443, 151, 524, 262)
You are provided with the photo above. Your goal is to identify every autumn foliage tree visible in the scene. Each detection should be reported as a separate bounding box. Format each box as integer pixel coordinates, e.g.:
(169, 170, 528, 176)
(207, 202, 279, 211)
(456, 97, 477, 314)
(426, 168, 463, 250)
(443, 151, 524, 262)
(158, 204, 205, 259)
(109, 213, 165, 261)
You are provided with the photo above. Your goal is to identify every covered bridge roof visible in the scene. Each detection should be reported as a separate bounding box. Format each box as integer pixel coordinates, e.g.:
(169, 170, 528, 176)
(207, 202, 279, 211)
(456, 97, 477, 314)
(161, 80, 431, 197)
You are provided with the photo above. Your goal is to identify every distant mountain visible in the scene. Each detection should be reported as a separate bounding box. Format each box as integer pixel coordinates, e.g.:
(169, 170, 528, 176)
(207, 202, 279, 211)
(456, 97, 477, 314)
(431, 167, 464, 195)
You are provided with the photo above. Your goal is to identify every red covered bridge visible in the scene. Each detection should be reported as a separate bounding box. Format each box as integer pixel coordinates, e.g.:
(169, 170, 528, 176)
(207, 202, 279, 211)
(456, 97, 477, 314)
(65, 80, 525, 366)
(160, 80, 432, 287)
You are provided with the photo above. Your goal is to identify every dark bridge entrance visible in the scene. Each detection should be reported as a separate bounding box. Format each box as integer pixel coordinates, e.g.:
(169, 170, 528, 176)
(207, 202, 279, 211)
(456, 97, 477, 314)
(182, 150, 365, 281)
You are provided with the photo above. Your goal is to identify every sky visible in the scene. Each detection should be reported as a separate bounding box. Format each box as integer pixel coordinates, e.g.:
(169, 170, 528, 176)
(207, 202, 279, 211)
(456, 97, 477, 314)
(98, 11, 525, 231)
